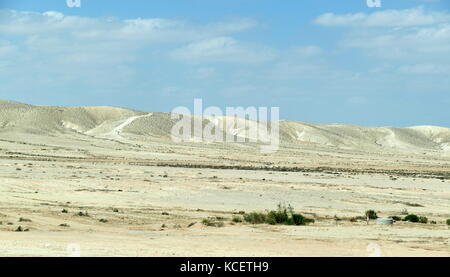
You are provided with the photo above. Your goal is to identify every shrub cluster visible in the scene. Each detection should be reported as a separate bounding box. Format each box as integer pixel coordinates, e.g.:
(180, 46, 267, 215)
(201, 217, 225, 227)
(403, 214, 428, 224)
(243, 203, 314, 226)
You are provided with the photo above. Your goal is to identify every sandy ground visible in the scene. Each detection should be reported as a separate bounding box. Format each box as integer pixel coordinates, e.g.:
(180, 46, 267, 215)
(0, 128, 449, 257)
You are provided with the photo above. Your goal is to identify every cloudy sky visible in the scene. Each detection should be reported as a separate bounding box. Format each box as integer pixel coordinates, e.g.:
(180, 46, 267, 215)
(0, 0, 449, 127)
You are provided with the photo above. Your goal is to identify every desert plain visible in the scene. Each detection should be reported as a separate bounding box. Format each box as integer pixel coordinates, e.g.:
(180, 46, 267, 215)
(0, 100, 449, 256)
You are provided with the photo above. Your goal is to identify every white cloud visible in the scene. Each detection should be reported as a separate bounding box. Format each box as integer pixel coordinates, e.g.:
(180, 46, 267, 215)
(187, 67, 217, 79)
(0, 9, 258, 42)
(398, 63, 450, 74)
(313, 7, 450, 71)
(342, 23, 450, 62)
(0, 9, 267, 91)
(314, 7, 450, 27)
(170, 37, 276, 63)
(290, 45, 322, 57)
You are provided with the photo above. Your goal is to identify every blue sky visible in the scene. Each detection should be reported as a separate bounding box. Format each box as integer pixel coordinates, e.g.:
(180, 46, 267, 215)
(0, 0, 449, 127)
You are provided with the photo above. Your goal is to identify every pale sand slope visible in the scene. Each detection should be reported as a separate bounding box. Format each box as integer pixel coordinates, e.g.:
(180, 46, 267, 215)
(0, 99, 449, 256)
(1, 99, 449, 154)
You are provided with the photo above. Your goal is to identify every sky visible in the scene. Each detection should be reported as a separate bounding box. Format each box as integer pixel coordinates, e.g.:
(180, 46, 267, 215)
(0, 0, 449, 127)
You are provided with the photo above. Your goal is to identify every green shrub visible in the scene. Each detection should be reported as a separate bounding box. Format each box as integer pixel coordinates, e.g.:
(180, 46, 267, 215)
(418, 216, 428, 224)
(201, 218, 212, 225)
(404, 214, 419, 222)
(202, 217, 225, 227)
(390, 216, 402, 221)
(365, 210, 378, 219)
(267, 210, 289, 224)
(291, 213, 306, 225)
(447, 219, 450, 225)
(243, 212, 267, 224)
(243, 203, 314, 226)
(231, 216, 242, 223)
(265, 216, 277, 225)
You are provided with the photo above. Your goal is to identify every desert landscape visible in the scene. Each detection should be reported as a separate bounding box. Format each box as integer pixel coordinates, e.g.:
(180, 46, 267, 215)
(0, 99, 449, 256)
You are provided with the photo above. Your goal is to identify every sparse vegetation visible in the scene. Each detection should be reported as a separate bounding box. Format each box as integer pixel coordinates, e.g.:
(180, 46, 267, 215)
(231, 215, 242, 223)
(77, 211, 89, 217)
(201, 217, 225, 227)
(403, 214, 419, 223)
(243, 212, 267, 224)
(243, 203, 314, 226)
(18, 217, 32, 222)
(59, 223, 70, 227)
(61, 209, 68, 213)
(402, 214, 428, 224)
(15, 226, 29, 232)
(418, 216, 428, 224)
(446, 219, 450, 225)
(365, 210, 378, 220)
(99, 218, 108, 223)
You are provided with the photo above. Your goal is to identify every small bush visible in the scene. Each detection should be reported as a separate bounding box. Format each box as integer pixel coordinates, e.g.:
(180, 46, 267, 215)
(404, 214, 419, 222)
(201, 218, 224, 227)
(390, 216, 402, 221)
(77, 211, 89, 217)
(243, 212, 267, 224)
(99, 218, 108, 223)
(267, 210, 289, 224)
(265, 216, 277, 225)
(447, 219, 450, 225)
(291, 213, 306, 225)
(365, 210, 378, 220)
(418, 216, 428, 224)
(61, 209, 68, 213)
(231, 216, 242, 223)
(18, 218, 32, 222)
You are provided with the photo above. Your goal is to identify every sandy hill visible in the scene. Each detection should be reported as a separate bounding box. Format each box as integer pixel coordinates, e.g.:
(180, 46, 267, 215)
(0, 99, 449, 153)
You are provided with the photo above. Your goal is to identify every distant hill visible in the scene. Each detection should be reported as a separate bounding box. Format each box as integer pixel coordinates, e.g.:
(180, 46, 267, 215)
(0, 99, 449, 153)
